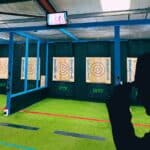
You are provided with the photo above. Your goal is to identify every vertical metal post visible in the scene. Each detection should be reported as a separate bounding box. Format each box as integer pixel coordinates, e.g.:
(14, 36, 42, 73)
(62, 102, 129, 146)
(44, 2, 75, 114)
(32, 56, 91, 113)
(114, 26, 121, 85)
(36, 40, 40, 88)
(24, 38, 29, 90)
(46, 42, 49, 87)
(6, 32, 14, 115)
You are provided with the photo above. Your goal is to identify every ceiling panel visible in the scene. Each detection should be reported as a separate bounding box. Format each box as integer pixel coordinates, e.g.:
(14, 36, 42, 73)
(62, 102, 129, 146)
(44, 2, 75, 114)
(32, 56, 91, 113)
(130, 13, 146, 19)
(130, 0, 150, 9)
(120, 25, 150, 39)
(49, 0, 150, 14)
(67, 27, 114, 40)
(0, 14, 29, 21)
(27, 29, 70, 41)
(0, 1, 44, 16)
(49, 0, 102, 15)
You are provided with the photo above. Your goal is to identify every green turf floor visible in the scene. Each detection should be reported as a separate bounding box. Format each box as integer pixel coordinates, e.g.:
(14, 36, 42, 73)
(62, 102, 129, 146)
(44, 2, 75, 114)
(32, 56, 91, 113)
(0, 95, 150, 150)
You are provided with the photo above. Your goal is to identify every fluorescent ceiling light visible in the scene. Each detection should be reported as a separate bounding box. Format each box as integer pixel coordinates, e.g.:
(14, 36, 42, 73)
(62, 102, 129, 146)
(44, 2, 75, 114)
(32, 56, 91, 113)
(101, 0, 130, 11)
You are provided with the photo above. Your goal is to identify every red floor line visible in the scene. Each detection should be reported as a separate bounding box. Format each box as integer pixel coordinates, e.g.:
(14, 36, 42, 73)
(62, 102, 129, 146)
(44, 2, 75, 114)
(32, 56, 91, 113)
(21, 110, 150, 128)
(133, 123, 150, 128)
(21, 110, 109, 123)
(0, 108, 4, 110)
(1, 108, 150, 128)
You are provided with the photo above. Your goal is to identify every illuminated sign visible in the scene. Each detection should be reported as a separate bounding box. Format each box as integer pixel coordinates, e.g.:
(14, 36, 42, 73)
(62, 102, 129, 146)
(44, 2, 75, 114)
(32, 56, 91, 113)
(47, 12, 68, 26)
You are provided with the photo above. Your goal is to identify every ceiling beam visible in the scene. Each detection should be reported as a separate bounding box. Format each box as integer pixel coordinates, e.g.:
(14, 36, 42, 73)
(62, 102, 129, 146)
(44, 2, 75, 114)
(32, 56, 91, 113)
(0, 18, 45, 24)
(0, 19, 150, 32)
(0, 11, 44, 18)
(38, 0, 56, 13)
(59, 28, 78, 41)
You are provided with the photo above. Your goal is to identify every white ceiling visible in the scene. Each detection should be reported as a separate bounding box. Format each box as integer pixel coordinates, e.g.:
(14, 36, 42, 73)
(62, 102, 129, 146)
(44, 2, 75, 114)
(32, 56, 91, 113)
(49, 0, 150, 14)
(49, 0, 102, 15)
(0, 0, 149, 41)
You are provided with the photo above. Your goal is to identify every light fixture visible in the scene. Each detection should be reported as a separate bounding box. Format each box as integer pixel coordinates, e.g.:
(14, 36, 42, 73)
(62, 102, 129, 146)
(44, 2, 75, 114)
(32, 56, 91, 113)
(101, 0, 131, 11)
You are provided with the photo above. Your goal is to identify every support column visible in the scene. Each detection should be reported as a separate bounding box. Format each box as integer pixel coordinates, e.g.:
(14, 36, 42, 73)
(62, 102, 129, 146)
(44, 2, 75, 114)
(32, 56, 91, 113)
(24, 38, 29, 91)
(6, 32, 14, 115)
(46, 42, 49, 87)
(36, 40, 40, 88)
(114, 26, 121, 85)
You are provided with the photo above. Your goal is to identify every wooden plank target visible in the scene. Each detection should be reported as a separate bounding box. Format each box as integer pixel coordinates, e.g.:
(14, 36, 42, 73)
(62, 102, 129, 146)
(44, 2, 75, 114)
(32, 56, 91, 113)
(86, 57, 111, 84)
(21, 57, 40, 80)
(40, 75, 46, 87)
(53, 57, 74, 82)
(0, 57, 8, 79)
(127, 57, 137, 82)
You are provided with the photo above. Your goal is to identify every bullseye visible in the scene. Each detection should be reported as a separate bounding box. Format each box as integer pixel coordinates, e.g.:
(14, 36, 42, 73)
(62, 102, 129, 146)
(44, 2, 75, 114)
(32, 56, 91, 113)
(90, 62, 105, 77)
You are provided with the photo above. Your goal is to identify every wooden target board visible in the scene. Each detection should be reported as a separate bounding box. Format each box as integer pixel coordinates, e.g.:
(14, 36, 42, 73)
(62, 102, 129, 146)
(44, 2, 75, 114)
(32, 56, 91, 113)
(0, 57, 8, 79)
(127, 57, 137, 82)
(86, 57, 111, 84)
(21, 57, 40, 80)
(53, 57, 74, 82)
(40, 75, 46, 87)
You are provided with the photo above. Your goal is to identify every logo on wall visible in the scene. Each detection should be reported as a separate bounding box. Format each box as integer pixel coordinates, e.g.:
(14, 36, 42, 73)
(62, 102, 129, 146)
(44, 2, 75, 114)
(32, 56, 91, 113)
(86, 57, 111, 84)
(53, 57, 74, 82)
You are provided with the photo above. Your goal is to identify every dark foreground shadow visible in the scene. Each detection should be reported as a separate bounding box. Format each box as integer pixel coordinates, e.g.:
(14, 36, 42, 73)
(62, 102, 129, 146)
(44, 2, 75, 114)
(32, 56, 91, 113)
(107, 53, 150, 150)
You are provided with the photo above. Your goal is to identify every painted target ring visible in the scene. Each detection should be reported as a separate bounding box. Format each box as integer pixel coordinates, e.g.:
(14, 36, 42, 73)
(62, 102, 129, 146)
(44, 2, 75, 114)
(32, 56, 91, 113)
(90, 62, 105, 77)
(60, 62, 69, 76)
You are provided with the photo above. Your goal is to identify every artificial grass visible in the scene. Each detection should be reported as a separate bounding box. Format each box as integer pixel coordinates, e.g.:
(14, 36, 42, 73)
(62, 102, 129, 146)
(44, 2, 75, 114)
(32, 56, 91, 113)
(0, 95, 150, 150)
(0, 94, 6, 109)
(25, 98, 109, 120)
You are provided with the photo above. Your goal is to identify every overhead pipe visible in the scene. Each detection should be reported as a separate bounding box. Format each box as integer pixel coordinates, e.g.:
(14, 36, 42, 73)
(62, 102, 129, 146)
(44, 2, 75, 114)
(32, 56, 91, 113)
(69, 7, 150, 19)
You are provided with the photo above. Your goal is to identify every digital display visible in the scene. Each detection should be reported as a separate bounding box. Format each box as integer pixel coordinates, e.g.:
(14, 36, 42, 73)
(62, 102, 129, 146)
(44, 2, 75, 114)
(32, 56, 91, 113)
(47, 12, 68, 26)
